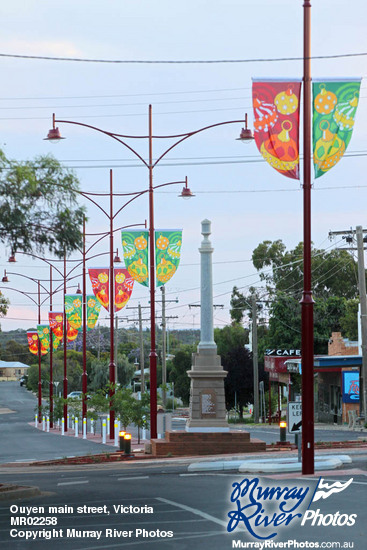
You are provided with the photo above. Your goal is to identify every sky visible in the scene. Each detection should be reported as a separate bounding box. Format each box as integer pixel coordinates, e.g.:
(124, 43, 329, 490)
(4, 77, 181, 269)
(0, 0, 367, 337)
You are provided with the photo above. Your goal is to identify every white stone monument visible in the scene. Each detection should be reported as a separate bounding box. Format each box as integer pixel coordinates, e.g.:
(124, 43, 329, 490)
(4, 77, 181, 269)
(186, 220, 229, 432)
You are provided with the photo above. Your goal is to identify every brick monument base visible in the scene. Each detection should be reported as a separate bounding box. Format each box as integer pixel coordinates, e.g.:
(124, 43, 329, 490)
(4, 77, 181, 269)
(150, 430, 266, 457)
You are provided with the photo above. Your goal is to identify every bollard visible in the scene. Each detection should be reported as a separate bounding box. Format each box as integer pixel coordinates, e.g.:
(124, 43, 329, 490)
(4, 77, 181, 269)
(114, 422, 119, 447)
(142, 427, 147, 440)
(102, 421, 107, 444)
(124, 433, 132, 455)
(57, 419, 60, 428)
(46, 416, 50, 432)
(61, 417, 65, 436)
(91, 419, 94, 435)
(119, 431, 126, 452)
(279, 421, 287, 443)
(75, 417, 78, 437)
(35, 414, 38, 428)
(67, 414, 70, 429)
(83, 418, 87, 440)
(107, 415, 110, 435)
(42, 416, 46, 431)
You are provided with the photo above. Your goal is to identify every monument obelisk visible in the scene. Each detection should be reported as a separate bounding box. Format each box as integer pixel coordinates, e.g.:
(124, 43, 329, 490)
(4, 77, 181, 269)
(186, 219, 229, 432)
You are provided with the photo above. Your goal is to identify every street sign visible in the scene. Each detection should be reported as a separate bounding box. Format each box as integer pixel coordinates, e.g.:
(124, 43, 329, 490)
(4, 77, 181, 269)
(287, 401, 302, 433)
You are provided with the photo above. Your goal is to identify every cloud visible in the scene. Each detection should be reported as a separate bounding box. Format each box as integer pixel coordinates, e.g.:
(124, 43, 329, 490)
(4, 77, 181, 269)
(1, 39, 82, 58)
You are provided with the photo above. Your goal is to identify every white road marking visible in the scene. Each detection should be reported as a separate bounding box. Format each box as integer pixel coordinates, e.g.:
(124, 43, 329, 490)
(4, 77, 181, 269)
(117, 476, 149, 481)
(57, 480, 89, 486)
(156, 497, 227, 527)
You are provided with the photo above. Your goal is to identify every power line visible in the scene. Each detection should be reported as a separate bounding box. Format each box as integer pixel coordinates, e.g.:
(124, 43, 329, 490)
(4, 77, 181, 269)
(1, 51, 367, 64)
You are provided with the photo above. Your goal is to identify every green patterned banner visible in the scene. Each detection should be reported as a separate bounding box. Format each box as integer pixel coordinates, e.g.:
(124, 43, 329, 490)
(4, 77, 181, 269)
(86, 295, 101, 331)
(52, 334, 61, 351)
(313, 79, 361, 178)
(37, 325, 51, 354)
(65, 294, 83, 331)
(121, 230, 149, 288)
(155, 230, 182, 287)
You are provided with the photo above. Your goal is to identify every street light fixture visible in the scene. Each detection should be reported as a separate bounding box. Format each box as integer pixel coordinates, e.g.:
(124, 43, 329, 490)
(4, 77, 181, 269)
(236, 114, 254, 143)
(45, 107, 249, 439)
(179, 177, 195, 200)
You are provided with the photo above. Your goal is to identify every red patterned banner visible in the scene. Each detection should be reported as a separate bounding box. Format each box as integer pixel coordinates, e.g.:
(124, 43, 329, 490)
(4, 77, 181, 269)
(67, 322, 79, 342)
(252, 80, 302, 179)
(114, 268, 134, 312)
(89, 267, 135, 312)
(88, 268, 110, 311)
(48, 312, 64, 340)
(27, 331, 48, 356)
(48, 311, 79, 342)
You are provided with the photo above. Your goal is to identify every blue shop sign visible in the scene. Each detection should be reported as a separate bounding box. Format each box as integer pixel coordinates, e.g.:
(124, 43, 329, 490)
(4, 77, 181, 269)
(342, 371, 360, 403)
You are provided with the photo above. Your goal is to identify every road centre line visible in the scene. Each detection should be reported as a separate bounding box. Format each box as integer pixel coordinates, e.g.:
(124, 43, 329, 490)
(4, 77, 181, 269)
(156, 497, 227, 527)
(57, 480, 90, 486)
(117, 476, 149, 481)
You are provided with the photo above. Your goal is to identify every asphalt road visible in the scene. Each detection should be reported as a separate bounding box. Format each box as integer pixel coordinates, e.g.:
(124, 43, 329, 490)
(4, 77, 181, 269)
(0, 382, 114, 463)
(0, 461, 366, 549)
(0, 381, 365, 464)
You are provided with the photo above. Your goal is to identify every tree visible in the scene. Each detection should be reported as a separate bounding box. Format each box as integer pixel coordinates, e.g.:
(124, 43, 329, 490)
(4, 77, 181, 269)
(0, 149, 86, 258)
(112, 388, 135, 430)
(168, 346, 194, 405)
(251, 239, 359, 300)
(1, 339, 28, 362)
(230, 240, 361, 355)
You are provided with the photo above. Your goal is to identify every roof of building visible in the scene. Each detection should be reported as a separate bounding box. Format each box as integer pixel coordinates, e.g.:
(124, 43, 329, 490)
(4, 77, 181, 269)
(0, 360, 31, 370)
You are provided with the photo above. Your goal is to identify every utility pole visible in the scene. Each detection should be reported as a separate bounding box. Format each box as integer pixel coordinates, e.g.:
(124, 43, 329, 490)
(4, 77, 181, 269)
(252, 294, 259, 423)
(356, 226, 367, 418)
(127, 301, 178, 399)
(329, 226, 367, 418)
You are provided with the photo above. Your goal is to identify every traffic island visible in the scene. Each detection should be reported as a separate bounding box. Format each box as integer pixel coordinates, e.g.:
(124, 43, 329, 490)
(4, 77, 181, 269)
(0, 483, 41, 501)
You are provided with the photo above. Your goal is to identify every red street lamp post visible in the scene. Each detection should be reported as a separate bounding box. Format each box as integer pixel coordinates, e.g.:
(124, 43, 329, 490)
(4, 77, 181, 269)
(1, 273, 52, 419)
(73, 174, 145, 436)
(45, 109, 249, 438)
(11, 252, 83, 431)
(301, 0, 314, 475)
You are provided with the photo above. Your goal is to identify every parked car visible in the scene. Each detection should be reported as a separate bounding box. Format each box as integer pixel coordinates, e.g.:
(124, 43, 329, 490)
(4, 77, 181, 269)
(67, 391, 91, 399)
(67, 391, 82, 399)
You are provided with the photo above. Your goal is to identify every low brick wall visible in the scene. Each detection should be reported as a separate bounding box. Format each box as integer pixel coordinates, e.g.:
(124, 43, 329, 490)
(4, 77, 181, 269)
(151, 430, 266, 457)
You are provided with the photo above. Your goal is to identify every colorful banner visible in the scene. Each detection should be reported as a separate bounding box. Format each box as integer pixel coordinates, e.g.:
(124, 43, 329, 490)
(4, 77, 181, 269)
(121, 230, 149, 288)
(67, 322, 79, 342)
(27, 331, 40, 356)
(86, 295, 101, 330)
(37, 325, 51, 354)
(65, 294, 83, 330)
(252, 79, 302, 179)
(48, 311, 64, 340)
(114, 269, 134, 311)
(155, 230, 183, 287)
(51, 333, 62, 351)
(88, 268, 110, 311)
(312, 79, 361, 178)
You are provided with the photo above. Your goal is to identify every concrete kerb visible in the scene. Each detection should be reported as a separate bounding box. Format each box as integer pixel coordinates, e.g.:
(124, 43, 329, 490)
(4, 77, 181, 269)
(188, 454, 353, 473)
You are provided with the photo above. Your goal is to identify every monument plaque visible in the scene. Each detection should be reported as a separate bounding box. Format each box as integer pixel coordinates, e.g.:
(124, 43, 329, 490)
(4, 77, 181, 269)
(200, 390, 216, 418)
